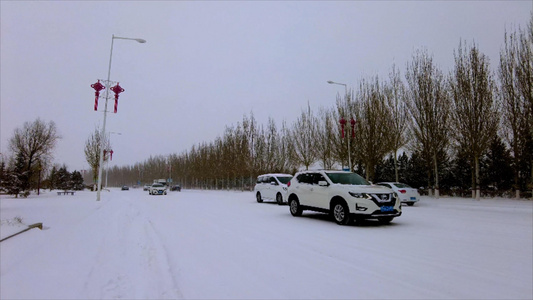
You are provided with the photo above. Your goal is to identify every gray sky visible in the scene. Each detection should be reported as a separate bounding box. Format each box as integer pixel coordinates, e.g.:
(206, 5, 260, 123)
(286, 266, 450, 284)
(1, 1, 531, 171)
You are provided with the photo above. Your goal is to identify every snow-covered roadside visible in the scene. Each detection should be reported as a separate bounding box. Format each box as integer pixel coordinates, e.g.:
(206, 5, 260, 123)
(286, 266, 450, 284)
(1, 189, 532, 299)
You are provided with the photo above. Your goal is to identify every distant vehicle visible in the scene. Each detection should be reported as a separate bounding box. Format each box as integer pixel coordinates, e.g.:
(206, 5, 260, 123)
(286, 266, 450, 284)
(121, 186, 129, 191)
(376, 182, 420, 206)
(254, 173, 293, 205)
(149, 183, 167, 195)
(287, 170, 401, 225)
(143, 184, 151, 191)
(171, 185, 181, 192)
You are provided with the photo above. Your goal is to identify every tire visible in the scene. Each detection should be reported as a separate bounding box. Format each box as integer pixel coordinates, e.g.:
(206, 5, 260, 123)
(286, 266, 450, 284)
(289, 198, 302, 216)
(256, 192, 263, 203)
(407, 202, 414, 206)
(276, 193, 283, 205)
(332, 201, 351, 225)
(164, 191, 167, 195)
(378, 217, 394, 224)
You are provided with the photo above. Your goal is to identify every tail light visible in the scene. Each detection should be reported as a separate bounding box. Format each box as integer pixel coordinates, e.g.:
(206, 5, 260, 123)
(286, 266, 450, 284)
(287, 181, 291, 187)
(399, 189, 406, 194)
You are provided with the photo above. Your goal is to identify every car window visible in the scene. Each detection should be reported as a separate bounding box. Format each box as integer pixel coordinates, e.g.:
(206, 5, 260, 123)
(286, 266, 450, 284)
(377, 183, 390, 188)
(325, 172, 370, 185)
(394, 183, 412, 188)
(276, 176, 292, 184)
(269, 177, 277, 184)
(256, 177, 262, 184)
(311, 173, 326, 185)
(296, 173, 312, 184)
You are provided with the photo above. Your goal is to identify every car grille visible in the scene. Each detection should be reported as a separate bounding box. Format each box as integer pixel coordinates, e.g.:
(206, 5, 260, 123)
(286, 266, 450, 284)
(369, 193, 396, 207)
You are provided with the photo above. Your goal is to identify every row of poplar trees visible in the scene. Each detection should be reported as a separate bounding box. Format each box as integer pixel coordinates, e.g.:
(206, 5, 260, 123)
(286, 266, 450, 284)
(100, 15, 532, 199)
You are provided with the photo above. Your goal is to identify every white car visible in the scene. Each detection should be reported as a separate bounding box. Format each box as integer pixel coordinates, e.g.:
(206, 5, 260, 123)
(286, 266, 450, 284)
(149, 183, 167, 195)
(254, 173, 293, 205)
(287, 170, 401, 225)
(376, 182, 420, 206)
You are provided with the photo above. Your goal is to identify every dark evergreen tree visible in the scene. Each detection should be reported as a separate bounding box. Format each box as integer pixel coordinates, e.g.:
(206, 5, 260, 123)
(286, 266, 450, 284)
(48, 166, 58, 191)
(0, 160, 6, 192)
(481, 136, 514, 191)
(71, 170, 85, 190)
(56, 166, 71, 191)
(6, 152, 29, 197)
(404, 151, 427, 190)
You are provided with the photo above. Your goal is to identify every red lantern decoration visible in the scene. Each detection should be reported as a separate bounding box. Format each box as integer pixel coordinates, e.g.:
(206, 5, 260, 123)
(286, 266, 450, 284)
(339, 118, 347, 138)
(110, 83, 125, 113)
(109, 150, 114, 161)
(91, 80, 105, 111)
(350, 118, 356, 138)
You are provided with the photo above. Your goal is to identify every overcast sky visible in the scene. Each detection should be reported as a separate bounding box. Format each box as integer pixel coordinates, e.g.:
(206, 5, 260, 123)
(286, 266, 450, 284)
(1, 1, 531, 172)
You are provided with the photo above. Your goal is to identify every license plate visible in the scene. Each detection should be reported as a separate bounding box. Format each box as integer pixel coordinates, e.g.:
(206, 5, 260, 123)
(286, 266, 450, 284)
(381, 206, 393, 212)
(410, 197, 416, 200)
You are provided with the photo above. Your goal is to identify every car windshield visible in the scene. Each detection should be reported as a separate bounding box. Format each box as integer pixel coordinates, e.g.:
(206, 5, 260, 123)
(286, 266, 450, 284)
(276, 176, 292, 184)
(394, 183, 412, 188)
(326, 172, 370, 185)
(152, 184, 163, 187)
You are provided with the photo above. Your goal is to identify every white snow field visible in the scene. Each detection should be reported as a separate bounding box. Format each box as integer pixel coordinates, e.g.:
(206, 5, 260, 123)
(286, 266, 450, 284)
(1, 189, 532, 299)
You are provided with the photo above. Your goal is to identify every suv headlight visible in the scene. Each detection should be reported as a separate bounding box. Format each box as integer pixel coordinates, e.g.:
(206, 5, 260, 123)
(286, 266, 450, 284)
(349, 192, 371, 199)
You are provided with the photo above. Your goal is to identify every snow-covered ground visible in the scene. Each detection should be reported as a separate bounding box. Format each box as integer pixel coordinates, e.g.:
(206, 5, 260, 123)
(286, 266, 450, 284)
(1, 189, 532, 299)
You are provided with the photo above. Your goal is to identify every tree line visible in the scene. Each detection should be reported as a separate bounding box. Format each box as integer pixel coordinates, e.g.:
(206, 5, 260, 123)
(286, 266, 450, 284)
(99, 16, 531, 199)
(1, 14, 531, 199)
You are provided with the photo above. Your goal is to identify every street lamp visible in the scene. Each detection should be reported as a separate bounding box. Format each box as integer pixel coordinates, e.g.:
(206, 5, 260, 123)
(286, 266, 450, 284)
(328, 80, 354, 171)
(96, 35, 145, 201)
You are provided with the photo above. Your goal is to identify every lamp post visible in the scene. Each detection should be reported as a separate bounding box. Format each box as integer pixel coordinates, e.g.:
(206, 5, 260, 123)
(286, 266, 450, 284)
(327, 80, 355, 171)
(96, 35, 145, 201)
(105, 132, 121, 189)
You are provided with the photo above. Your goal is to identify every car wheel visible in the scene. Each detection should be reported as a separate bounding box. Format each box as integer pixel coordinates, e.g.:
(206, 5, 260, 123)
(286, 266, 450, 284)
(256, 192, 263, 203)
(276, 193, 283, 205)
(332, 201, 351, 225)
(407, 202, 414, 206)
(289, 198, 302, 216)
(164, 191, 167, 195)
(378, 217, 394, 224)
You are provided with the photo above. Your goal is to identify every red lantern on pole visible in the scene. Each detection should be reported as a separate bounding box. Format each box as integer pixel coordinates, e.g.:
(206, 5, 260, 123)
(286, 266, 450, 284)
(109, 150, 113, 161)
(339, 117, 347, 138)
(110, 83, 125, 113)
(350, 118, 356, 138)
(91, 80, 105, 111)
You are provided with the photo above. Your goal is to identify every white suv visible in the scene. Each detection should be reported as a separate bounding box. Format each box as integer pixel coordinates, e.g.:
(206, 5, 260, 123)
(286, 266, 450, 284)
(254, 173, 293, 205)
(287, 170, 401, 225)
(149, 183, 167, 195)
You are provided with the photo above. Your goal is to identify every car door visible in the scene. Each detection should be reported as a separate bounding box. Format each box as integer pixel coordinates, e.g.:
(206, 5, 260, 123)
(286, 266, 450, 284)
(307, 173, 331, 210)
(294, 173, 313, 206)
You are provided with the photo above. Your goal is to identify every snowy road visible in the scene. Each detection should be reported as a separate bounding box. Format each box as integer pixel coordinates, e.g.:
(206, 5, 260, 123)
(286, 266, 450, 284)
(1, 189, 532, 299)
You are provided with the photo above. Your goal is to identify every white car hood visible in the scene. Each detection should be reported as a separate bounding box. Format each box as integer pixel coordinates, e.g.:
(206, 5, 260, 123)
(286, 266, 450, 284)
(335, 184, 392, 194)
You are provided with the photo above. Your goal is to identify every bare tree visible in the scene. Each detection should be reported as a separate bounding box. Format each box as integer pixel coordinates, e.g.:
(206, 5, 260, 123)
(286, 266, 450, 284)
(291, 102, 318, 170)
(499, 16, 533, 198)
(450, 41, 500, 200)
(8, 118, 60, 191)
(315, 107, 336, 170)
(353, 76, 393, 182)
(84, 126, 109, 189)
(405, 49, 451, 197)
(384, 65, 410, 182)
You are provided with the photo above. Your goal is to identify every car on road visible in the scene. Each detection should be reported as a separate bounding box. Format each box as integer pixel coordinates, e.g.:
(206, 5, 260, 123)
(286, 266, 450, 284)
(287, 170, 401, 225)
(149, 183, 167, 195)
(171, 185, 181, 192)
(254, 173, 293, 205)
(376, 182, 420, 206)
(121, 186, 129, 191)
(143, 184, 151, 191)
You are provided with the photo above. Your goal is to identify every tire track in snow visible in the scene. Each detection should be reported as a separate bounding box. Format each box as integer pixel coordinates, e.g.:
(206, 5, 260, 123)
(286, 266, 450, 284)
(83, 196, 182, 299)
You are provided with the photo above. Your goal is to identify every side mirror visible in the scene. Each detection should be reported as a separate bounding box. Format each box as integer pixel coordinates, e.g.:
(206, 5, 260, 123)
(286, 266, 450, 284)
(318, 181, 329, 187)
